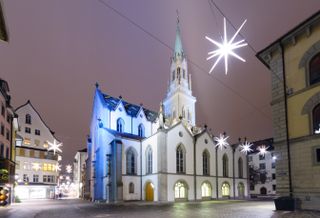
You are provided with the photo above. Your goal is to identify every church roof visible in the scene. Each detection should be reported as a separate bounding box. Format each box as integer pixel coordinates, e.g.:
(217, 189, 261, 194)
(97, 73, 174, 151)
(106, 128, 144, 140)
(101, 93, 158, 122)
(174, 18, 184, 58)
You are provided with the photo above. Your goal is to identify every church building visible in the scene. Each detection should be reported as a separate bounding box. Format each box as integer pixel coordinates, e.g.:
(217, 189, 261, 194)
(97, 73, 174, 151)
(87, 19, 248, 202)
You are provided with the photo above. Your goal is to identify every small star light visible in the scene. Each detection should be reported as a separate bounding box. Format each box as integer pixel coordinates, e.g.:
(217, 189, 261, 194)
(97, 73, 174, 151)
(257, 145, 269, 157)
(239, 141, 253, 155)
(214, 133, 229, 150)
(32, 163, 41, 171)
(47, 140, 62, 155)
(54, 163, 61, 172)
(205, 17, 248, 74)
(66, 165, 72, 174)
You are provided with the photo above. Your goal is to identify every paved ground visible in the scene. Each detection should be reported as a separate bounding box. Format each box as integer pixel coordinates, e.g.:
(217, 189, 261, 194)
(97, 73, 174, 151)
(0, 199, 319, 218)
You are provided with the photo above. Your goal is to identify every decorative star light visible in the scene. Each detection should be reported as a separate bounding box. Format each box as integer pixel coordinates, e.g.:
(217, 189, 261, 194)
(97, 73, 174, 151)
(205, 17, 248, 74)
(257, 145, 269, 157)
(32, 163, 41, 171)
(54, 163, 61, 172)
(315, 125, 320, 134)
(239, 141, 253, 155)
(66, 165, 72, 174)
(214, 133, 229, 150)
(47, 140, 63, 155)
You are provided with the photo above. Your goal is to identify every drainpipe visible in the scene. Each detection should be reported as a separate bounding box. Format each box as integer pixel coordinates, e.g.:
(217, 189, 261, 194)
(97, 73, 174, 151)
(280, 43, 293, 198)
(215, 147, 218, 199)
(233, 147, 235, 199)
(194, 138, 196, 201)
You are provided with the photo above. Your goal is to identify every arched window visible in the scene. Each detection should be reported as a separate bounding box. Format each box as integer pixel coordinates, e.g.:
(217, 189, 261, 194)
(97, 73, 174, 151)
(313, 104, 320, 133)
(260, 187, 267, 195)
(129, 182, 134, 194)
(174, 181, 187, 199)
(146, 146, 152, 174)
(183, 69, 185, 79)
(25, 114, 31, 124)
(201, 182, 212, 198)
(176, 145, 185, 173)
(0, 144, 3, 158)
(177, 67, 181, 78)
(126, 148, 136, 175)
(182, 107, 185, 118)
(116, 118, 124, 133)
(138, 124, 145, 137)
(202, 150, 210, 176)
(222, 154, 228, 177)
(172, 71, 175, 81)
(222, 182, 230, 197)
(238, 157, 243, 178)
(309, 53, 320, 85)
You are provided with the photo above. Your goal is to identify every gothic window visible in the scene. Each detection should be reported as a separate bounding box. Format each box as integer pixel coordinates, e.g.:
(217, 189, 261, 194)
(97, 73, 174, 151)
(201, 182, 212, 198)
(129, 182, 134, 194)
(313, 103, 320, 133)
(202, 150, 210, 176)
(172, 71, 175, 81)
(221, 182, 230, 197)
(126, 148, 136, 175)
(182, 107, 185, 118)
(183, 69, 185, 79)
(138, 123, 145, 137)
(146, 146, 152, 174)
(176, 145, 185, 174)
(117, 118, 124, 133)
(0, 144, 3, 158)
(222, 154, 228, 177)
(309, 52, 320, 85)
(238, 157, 243, 178)
(177, 67, 181, 78)
(174, 181, 187, 199)
(25, 114, 32, 124)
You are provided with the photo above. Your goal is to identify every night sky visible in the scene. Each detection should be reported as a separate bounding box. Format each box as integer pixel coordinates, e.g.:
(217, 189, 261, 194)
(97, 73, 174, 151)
(0, 0, 319, 167)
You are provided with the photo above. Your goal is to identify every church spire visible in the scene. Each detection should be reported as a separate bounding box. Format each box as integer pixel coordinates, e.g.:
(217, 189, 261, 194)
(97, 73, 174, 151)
(174, 10, 183, 58)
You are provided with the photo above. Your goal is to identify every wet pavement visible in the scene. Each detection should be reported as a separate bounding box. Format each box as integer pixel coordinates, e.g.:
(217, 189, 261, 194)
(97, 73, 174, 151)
(0, 199, 319, 218)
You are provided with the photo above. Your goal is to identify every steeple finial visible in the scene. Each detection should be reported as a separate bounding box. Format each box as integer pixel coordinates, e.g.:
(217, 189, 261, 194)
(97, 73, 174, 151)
(174, 10, 183, 58)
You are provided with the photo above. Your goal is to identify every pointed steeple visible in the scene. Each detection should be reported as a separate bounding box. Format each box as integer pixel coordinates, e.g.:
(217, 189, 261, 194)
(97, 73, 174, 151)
(174, 11, 184, 58)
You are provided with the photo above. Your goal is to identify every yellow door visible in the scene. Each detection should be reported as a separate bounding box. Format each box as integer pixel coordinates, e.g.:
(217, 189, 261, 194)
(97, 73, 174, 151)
(146, 182, 154, 201)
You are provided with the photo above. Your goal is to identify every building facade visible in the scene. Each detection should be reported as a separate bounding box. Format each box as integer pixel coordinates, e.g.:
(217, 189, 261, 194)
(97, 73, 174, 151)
(257, 11, 320, 210)
(0, 79, 15, 205)
(248, 138, 276, 197)
(87, 20, 248, 202)
(73, 148, 86, 198)
(14, 101, 61, 200)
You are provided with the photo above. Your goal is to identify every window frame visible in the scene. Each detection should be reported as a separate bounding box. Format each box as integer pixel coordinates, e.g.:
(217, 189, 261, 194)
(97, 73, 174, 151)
(176, 144, 186, 174)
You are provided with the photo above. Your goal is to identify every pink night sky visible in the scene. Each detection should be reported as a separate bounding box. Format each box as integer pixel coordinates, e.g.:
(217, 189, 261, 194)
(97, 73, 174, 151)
(0, 0, 319, 166)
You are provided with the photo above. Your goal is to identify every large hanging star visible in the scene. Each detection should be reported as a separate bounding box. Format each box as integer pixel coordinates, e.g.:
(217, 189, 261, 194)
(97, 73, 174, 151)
(257, 145, 269, 157)
(214, 133, 229, 150)
(54, 163, 61, 172)
(66, 165, 72, 174)
(239, 141, 253, 155)
(47, 140, 63, 155)
(205, 17, 248, 74)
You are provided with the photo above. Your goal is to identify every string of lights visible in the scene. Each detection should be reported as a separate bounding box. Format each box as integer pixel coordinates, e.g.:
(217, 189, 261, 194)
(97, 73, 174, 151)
(96, 0, 277, 136)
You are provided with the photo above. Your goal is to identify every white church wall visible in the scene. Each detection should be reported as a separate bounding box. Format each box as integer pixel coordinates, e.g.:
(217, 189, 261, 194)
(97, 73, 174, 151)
(142, 175, 158, 201)
(141, 134, 158, 174)
(132, 109, 152, 137)
(196, 176, 216, 200)
(122, 175, 141, 201)
(167, 174, 194, 201)
(121, 139, 141, 175)
(110, 102, 131, 133)
(166, 123, 194, 174)
(234, 146, 248, 179)
(195, 133, 216, 176)
(217, 146, 233, 178)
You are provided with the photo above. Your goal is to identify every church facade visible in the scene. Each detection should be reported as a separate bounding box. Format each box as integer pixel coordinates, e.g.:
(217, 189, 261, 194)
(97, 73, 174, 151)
(87, 20, 248, 202)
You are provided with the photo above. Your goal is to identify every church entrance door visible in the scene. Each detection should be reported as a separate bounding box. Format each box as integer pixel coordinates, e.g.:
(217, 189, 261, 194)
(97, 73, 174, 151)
(145, 182, 154, 201)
